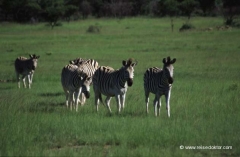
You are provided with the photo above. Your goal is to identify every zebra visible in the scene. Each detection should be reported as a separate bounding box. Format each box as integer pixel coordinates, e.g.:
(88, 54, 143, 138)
(93, 58, 137, 113)
(69, 58, 99, 105)
(14, 54, 40, 88)
(61, 64, 92, 112)
(144, 56, 176, 117)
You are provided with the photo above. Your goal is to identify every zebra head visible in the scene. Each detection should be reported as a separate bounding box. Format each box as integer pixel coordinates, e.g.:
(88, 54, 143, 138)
(69, 58, 85, 65)
(29, 54, 40, 71)
(122, 58, 137, 87)
(162, 56, 176, 84)
(79, 73, 92, 99)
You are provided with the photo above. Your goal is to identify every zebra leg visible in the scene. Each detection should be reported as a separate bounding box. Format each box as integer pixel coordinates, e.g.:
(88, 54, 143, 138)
(115, 95, 121, 113)
(27, 74, 31, 89)
(28, 72, 34, 88)
(153, 94, 160, 117)
(16, 73, 20, 88)
(22, 76, 27, 88)
(120, 94, 126, 109)
(64, 90, 69, 108)
(30, 71, 34, 83)
(79, 92, 86, 106)
(75, 88, 82, 112)
(62, 87, 69, 108)
(165, 89, 171, 118)
(105, 96, 112, 113)
(145, 91, 150, 114)
(157, 97, 161, 116)
(69, 91, 74, 111)
(94, 91, 100, 112)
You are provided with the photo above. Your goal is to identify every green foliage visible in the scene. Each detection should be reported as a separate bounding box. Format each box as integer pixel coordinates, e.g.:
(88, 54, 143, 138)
(87, 25, 100, 33)
(197, 0, 215, 15)
(43, 0, 65, 28)
(221, 0, 240, 26)
(0, 17, 240, 156)
(179, 0, 199, 19)
(80, 1, 92, 19)
(64, 5, 78, 22)
(179, 23, 195, 31)
(164, 0, 180, 17)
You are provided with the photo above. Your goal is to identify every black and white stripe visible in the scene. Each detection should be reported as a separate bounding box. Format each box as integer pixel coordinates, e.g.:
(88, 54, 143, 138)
(61, 64, 92, 112)
(93, 59, 137, 113)
(144, 56, 176, 117)
(14, 54, 40, 88)
(69, 58, 99, 105)
(70, 58, 99, 76)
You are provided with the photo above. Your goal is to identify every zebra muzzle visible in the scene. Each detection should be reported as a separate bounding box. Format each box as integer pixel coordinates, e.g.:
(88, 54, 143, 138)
(83, 91, 90, 99)
(127, 78, 133, 87)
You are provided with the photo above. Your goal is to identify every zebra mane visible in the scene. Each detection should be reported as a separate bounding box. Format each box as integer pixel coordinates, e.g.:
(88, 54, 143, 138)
(29, 54, 40, 59)
(123, 58, 137, 67)
(163, 56, 176, 65)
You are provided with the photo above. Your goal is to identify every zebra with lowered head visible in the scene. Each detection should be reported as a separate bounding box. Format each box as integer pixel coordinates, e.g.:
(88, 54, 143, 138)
(144, 56, 176, 117)
(69, 58, 99, 105)
(61, 64, 92, 112)
(93, 58, 137, 113)
(14, 54, 40, 88)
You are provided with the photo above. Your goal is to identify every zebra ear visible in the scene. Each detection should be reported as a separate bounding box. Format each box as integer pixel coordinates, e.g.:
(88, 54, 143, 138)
(36, 55, 40, 59)
(170, 58, 176, 64)
(162, 58, 167, 64)
(29, 54, 33, 58)
(122, 60, 127, 66)
(69, 60, 74, 64)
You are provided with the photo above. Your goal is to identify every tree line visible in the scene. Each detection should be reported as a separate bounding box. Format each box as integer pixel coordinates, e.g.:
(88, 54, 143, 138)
(0, 0, 239, 27)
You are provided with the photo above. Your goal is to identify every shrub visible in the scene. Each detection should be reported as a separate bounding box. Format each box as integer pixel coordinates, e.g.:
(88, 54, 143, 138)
(179, 23, 195, 32)
(87, 25, 100, 33)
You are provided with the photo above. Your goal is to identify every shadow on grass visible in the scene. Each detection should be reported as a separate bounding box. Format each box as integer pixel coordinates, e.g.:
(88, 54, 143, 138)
(39, 92, 63, 97)
(105, 110, 147, 118)
(49, 138, 120, 152)
(18, 101, 65, 113)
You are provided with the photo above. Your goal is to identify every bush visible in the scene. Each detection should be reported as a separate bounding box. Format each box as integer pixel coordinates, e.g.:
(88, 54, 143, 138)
(87, 25, 100, 33)
(179, 23, 195, 32)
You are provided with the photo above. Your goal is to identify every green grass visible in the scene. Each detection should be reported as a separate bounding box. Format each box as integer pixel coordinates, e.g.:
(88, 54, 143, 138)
(0, 17, 240, 156)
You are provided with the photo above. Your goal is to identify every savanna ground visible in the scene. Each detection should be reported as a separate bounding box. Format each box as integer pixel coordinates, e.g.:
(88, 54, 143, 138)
(0, 17, 239, 157)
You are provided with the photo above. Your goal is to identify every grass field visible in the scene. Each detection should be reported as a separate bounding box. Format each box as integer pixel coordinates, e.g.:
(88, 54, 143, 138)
(0, 17, 239, 157)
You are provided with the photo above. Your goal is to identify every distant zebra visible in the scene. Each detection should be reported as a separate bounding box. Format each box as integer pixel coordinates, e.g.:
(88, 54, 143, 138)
(14, 54, 40, 88)
(93, 59, 137, 113)
(144, 56, 176, 117)
(69, 58, 99, 105)
(61, 64, 92, 112)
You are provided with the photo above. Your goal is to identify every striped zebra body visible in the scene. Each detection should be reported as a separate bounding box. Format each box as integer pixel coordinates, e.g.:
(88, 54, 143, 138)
(69, 58, 99, 105)
(61, 64, 92, 112)
(70, 58, 99, 76)
(93, 59, 137, 113)
(14, 54, 40, 88)
(77, 59, 99, 77)
(144, 57, 176, 117)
